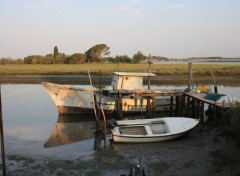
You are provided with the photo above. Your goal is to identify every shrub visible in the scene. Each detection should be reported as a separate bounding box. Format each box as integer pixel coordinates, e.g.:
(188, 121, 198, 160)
(224, 102, 240, 144)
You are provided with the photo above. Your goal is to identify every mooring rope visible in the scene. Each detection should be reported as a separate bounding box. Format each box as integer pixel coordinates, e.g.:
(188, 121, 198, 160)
(4, 85, 39, 98)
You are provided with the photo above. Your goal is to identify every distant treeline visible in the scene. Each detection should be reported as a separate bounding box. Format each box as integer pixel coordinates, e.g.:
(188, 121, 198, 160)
(173, 57, 240, 62)
(1, 44, 240, 65)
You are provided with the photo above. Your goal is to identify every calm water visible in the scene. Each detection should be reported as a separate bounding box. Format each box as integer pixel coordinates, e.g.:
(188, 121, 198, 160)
(153, 61, 240, 65)
(1, 84, 240, 160)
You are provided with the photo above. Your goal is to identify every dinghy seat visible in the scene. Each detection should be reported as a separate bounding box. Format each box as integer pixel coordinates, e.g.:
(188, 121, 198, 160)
(150, 122, 166, 134)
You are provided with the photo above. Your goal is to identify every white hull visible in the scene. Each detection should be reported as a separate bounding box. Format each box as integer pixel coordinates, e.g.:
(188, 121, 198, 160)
(42, 82, 175, 114)
(111, 117, 199, 143)
(42, 82, 115, 114)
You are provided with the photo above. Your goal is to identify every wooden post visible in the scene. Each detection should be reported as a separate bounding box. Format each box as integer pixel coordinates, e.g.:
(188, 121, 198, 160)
(152, 97, 156, 117)
(179, 95, 185, 116)
(191, 98, 195, 118)
(187, 96, 191, 117)
(117, 92, 124, 120)
(176, 96, 180, 116)
(170, 96, 173, 117)
(148, 54, 151, 90)
(146, 97, 151, 118)
(100, 104, 107, 148)
(188, 62, 192, 89)
(209, 68, 218, 93)
(200, 101, 205, 123)
(0, 84, 6, 176)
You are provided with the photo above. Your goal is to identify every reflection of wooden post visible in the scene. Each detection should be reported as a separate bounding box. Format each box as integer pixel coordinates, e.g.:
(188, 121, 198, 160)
(100, 104, 107, 148)
(188, 62, 192, 89)
(0, 84, 6, 176)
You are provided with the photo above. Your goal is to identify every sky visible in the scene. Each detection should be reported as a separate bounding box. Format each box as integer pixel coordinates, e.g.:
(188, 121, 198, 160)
(1, 0, 240, 59)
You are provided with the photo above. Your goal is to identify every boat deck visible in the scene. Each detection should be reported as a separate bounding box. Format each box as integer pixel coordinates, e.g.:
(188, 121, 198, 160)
(108, 88, 184, 97)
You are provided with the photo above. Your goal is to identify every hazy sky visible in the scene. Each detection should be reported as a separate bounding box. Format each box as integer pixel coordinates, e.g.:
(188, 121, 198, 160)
(1, 0, 240, 59)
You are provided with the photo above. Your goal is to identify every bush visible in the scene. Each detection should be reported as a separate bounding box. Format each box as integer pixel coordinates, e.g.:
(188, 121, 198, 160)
(224, 102, 240, 144)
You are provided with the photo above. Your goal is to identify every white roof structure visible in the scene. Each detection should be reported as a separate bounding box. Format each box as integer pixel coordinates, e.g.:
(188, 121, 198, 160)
(112, 72, 156, 77)
(111, 72, 156, 90)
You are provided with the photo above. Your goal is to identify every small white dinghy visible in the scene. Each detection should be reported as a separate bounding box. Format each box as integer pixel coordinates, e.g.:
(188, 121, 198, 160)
(111, 117, 199, 143)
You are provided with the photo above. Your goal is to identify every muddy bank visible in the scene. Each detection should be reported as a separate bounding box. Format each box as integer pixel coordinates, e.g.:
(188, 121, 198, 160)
(1, 74, 240, 86)
(4, 123, 240, 175)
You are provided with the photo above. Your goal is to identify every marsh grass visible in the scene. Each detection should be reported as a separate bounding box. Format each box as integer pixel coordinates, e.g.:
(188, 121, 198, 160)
(1, 63, 240, 75)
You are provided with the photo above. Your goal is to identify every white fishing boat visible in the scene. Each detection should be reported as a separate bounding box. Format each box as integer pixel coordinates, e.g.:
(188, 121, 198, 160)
(111, 117, 199, 143)
(42, 72, 176, 114)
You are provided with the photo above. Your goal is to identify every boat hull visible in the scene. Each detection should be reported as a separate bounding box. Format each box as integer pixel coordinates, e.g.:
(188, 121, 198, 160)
(42, 82, 176, 115)
(112, 130, 191, 143)
(111, 117, 199, 143)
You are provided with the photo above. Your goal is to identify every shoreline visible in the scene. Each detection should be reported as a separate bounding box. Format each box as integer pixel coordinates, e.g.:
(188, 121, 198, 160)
(1, 74, 240, 86)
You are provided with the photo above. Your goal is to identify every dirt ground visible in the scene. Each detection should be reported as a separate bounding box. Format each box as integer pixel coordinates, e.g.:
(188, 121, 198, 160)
(4, 122, 240, 176)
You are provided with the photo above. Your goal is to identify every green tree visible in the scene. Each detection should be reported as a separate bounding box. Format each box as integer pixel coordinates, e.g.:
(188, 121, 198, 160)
(55, 53, 68, 64)
(68, 53, 86, 64)
(44, 54, 53, 64)
(114, 55, 131, 63)
(132, 51, 146, 63)
(24, 55, 44, 64)
(54, 46, 58, 58)
(85, 44, 110, 62)
(53, 46, 59, 64)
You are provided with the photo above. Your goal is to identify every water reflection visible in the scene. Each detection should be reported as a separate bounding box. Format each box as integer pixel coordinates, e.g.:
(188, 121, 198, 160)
(1, 83, 240, 160)
(44, 114, 96, 148)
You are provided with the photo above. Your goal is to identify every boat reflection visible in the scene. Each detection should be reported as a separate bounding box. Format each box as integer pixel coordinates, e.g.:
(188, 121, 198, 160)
(44, 114, 96, 148)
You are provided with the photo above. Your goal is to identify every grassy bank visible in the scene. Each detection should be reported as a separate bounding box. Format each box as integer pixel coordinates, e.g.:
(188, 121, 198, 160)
(1, 63, 240, 75)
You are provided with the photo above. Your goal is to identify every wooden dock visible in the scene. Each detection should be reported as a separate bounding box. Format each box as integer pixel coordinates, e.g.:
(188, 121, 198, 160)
(107, 88, 185, 119)
(109, 89, 184, 97)
(107, 89, 233, 125)
(184, 91, 233, 108)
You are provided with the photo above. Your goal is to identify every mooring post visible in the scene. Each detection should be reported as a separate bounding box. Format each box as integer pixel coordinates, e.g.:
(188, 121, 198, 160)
(175, 96, 180, 116)
(152, 96, 156, 117)
(146, 97, 151, 118)
(170, 96, 174, 117)
(200, 101, 205, 123)
(0, 84, 6, 176)
(148, 54, 151, 90)
(117, 93, 124, 120)
(191, 98, 195, 118)
(188, 62, 192, 90)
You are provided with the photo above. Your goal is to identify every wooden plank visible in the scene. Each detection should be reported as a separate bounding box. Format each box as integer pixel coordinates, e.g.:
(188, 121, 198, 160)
(144, 89, 153, 94)
(184, 92, 228, 108)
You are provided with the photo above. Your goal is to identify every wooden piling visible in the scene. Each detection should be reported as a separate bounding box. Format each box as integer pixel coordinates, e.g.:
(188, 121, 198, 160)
(117, 93, 124, 120)
(0, 84, 6, 176)
(188, 62, 192, 89)
(175, 96, 180, 116)
(170, 96, 174, 117)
